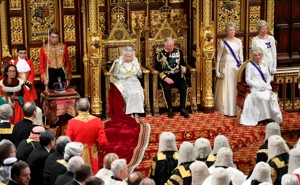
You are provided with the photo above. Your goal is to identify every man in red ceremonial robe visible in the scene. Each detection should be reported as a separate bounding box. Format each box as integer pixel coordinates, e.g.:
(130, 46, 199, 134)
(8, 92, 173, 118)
(66, 98, 107, 174)
(39, 28, 72, 89)
(11, 45, 37, 102)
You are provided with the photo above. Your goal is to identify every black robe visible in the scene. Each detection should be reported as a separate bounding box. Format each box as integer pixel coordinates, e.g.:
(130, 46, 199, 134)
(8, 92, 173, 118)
(165, 161, 194, 185)
(12, 118, 34, 147)
(44, 150, 64, 185)
(16, 139, 39, 161)
(268, 153, 289, 185)
(54, 171, 74, 185)
(149, 151, 178, 185)
(0, 121, 13, 142)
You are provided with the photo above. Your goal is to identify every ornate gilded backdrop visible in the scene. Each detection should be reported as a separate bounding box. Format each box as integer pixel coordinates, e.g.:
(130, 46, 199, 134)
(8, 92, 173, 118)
(0, 0, 83, 99)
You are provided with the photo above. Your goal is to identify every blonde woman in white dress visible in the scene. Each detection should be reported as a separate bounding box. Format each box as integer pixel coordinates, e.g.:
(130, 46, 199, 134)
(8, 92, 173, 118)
(215, 22, 243, 116)
(109, 47, 144, 123)
(252, 20, 277, 77)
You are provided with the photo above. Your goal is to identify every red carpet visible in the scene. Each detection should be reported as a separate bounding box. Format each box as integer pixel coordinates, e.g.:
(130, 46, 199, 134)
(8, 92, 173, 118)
(135, 111, 300, 177)
(99, 84, 151, 173)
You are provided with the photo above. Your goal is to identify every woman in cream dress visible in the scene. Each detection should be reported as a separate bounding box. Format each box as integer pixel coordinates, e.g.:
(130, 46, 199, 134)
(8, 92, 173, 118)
(110, 46, 144, 122)
(240, 46, 282, 126)
(215, 22, 243, 116)
(251, 20, 277, 77)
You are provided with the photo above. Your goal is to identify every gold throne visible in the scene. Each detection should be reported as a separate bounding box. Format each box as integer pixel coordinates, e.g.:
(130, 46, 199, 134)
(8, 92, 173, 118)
(101, 6, 150, 118)
(144, 5, 197, 116)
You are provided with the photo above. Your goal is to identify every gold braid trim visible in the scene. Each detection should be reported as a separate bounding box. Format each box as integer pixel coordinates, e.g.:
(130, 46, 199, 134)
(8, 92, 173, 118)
(257, 149, 268, 154)
(271, 167, 277, 183)
(151, 161, 156, 176)
(177, 166, 191, 178)
(57, 159, 68, 168)
(168, 174, 184, 185)
(157, 152, 167, 160)
(207, 154, 216, 162)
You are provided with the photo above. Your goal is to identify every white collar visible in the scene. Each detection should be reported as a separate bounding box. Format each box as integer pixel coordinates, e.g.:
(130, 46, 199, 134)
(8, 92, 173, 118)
(16, 58, 30, 72)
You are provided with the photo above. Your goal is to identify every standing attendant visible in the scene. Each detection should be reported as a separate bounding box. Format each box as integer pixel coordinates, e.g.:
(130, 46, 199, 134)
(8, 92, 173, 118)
(66, 98, 107, 174)
(11, 45, 37, 102)
(39, 28, 72, 90)
(215, 22, 243, 116)
(251, 20, 277, 78)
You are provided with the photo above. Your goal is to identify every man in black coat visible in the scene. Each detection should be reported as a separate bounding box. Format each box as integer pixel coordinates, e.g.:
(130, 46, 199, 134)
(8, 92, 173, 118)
(16, 126, 45, 161)
(44, 135, 70, 185)
(27, 130, 55, 185)
(65, 165, 92, 185)
(54, 156, 84, 185)
(12, 102, 36, 147)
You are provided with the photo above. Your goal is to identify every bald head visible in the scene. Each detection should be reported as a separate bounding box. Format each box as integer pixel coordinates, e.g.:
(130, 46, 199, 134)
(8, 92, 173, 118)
(23, 102, 36, 117)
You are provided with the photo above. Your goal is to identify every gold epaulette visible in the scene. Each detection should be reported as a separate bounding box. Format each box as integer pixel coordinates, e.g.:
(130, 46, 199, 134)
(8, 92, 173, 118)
(271, 167, 277, 183)
(159, 72, 167, 80)
(207, 154, 216, 162)
(157, 152, 167, 160)
(177, 165, 191, 178)
(0, 125, 13, 134)
(270, 157, 286, 168)
(173, 152, 179, 160)
(167, 174, 183, 185)
(57, 159, 68, 168)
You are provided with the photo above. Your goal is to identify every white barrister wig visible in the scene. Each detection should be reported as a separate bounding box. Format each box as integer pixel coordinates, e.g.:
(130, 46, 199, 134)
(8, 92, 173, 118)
(177, 141, 196, 166)
(249, 162, 272, 183)
(214, 147, 234, 168)
(189, 161, 210, 185)
(212, 135, 230, 155)
(64, 142, 84, 160)
(195, 138, 212, 159)
(281, 174, 299, 185)
(33, 106, 43, 126)
(268, 135, 290, 160)
(158, 131, 178, 153)
(211, 168, 231, 185)
(265, 122, 281, 141)
(288, 148, 300, 174)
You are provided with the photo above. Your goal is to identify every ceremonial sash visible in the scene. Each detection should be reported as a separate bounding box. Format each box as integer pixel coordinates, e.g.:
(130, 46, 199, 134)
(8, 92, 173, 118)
(251, 61, 267, 83)
(223, 40, 241, 67)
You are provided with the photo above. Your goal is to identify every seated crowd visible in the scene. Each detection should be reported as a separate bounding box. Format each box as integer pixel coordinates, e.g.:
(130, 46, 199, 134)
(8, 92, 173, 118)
(1, 100, 300, 185)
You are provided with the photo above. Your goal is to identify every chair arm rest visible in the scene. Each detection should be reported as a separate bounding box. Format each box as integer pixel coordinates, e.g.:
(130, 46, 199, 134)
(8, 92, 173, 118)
(101, 65, 111, 76)
(186, 64, 196, 73)
(141, 66, 150, 74)
(237, 82, 251, 94)
(146, 65, 159, 74)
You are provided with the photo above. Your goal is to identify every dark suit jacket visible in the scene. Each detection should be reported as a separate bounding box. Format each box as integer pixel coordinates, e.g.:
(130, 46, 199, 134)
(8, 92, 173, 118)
(27, 145, 50, 185)
(54, 171, 74, 185)
(12, 118, 34, 147)
(44, 150, 64, 185)
(16, 139, 40, 161)
(50, 159, 68, 185)
(7, 180, 19, 185)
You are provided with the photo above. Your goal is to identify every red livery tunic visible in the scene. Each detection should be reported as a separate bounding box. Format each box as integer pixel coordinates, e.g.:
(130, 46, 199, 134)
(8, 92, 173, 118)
(39, 43, 72, 83)
(11, 58, 37, 102)
(66, 112, 107, 174)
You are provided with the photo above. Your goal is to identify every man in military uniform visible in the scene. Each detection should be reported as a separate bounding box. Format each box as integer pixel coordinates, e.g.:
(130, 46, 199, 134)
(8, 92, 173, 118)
(155, 37, 189, 118)
(39, 28, 72, 90)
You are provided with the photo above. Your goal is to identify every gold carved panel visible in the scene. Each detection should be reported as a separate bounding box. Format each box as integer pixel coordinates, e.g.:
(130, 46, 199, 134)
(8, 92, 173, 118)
(10, 17, 23, 44)
(68, 46, 77, 72)
(29, 0, 55, 41)
(29, 48, 41, 74)
(10, 0, 22, 10)
(12, 49, 17, 59)
(217, 0, 241, 32)
(63, 0, 74, 8)
(98, 0, 105, 6)
(111, 6, 125, 25)
(170, 0, 184, 2)
(130, 11, 145, 34)
(64, 15, 76, 42)
(249, 6, 260, 32)
(99, 12, 106, 32)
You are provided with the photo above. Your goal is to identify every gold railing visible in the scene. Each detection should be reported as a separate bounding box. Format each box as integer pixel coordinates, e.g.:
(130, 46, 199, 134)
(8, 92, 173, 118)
(275, 67, 300, 111)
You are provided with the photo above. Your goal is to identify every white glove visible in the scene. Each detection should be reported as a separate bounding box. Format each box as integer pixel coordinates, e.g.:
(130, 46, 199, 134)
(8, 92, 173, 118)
(216, 71, 221, 78)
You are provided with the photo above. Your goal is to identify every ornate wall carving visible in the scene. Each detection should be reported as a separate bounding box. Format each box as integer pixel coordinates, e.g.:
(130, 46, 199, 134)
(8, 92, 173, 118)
(29, 48, 41, 74)
(63, 0, 75, 8)
(249, 6, 260, 32)
(68, 46, 77, 72)
(130, 11, 145, 35)
(10, 17, 23, 44)
(9, 0, 22, 10)
(29, 0, 55, 42)
(217, 0, 241, 31)
(98, 12, 106, 32)
(64, 15, 76, 42)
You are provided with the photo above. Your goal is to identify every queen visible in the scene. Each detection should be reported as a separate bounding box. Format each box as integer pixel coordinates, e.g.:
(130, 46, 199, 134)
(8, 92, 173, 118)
(109, 46, 144, 123)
